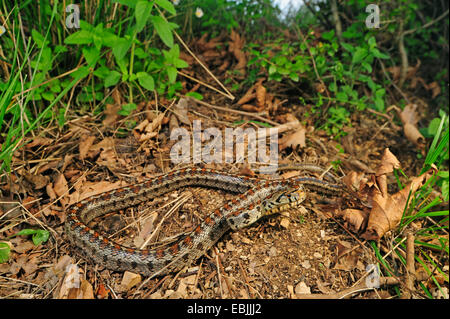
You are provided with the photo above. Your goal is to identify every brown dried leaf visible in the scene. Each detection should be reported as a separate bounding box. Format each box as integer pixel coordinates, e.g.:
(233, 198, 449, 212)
(398, 104, 425, 147)
(25, 137, 53, 148)
(279, 126, 306, 150)
(79, 135, 96, 160)
(102, 103, 122, 127)
(68, 180, 124, 205)
(375, 148, 401, 177)
(336, 208, 369, 233)
(361, 168, 435, 240)
(427, 81, 441, 98)
(23, 172, 49, 190)
(240, 104, 260, 112)
(255, 82, 266, 109)
(342, 171, 367, 192)
(120, 271, 142, 291)
(404, 123, 425, 146)
(134, 211, 158, 248)
(54, 174, 69, 205)
(237, 91, 256, 106)
(174, 97, 191, 125)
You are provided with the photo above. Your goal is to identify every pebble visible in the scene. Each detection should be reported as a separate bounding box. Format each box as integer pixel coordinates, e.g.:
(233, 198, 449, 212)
(301, 260, 311, 269)
(268, 247, 277, 257)
(295, 282, 311, 295)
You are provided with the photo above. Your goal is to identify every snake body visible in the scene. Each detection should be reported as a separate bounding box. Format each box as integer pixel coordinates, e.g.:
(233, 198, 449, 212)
(65, 166, 341, 277)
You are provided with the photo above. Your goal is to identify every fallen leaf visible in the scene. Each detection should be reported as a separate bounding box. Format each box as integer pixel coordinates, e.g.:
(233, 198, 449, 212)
(120, 271, 141, 291)
(255, 82, 266, 109)
(54, 173, 69, 206)
(23, 172, 49, 190)
(102, 103, 122, 127)
(96, 283, 110, 299)
(336, 208, 369, 233)
(398, 104, 425, 147)
(279, 125, 306, 150)
(173, 98, 191, 125)
(361, 167, 436, 240)
(25, 136, 53, 148)
(79, 135, 96, 160)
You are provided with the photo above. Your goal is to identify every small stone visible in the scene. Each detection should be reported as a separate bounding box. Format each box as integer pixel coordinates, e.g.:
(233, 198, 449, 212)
(280, 217, 290, 229)
(295, 282, 311, 295)
(313, 252, 322, 259)
(268, 247, 277, 257)
(301, 260, 311, 269)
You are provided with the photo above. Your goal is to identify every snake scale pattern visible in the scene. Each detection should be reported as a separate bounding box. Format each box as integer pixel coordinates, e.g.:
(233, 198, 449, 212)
(65, 166, 342, 278)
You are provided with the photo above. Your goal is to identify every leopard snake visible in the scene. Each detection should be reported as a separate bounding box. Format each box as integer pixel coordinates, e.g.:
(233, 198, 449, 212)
(65, 165, 343, 278)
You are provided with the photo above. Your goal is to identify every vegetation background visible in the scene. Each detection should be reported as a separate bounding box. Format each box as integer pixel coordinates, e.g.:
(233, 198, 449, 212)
(0, 0, 448, 299)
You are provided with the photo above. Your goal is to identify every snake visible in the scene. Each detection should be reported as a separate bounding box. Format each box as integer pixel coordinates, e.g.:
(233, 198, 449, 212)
(65, 166, 342, 278)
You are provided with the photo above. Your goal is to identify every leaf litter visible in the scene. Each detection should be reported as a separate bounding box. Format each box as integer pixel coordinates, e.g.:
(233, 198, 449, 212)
(0, 31, 447, 300)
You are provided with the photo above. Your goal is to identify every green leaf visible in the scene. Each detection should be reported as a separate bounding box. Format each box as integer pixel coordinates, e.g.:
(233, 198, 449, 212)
(175, 58, 188, 68)
(289, 72, 299, 82)
(16, 229, 50, 246)
(113, 0, 138, 7)
(71, 66, 90, 80)
(112, 38, 132, 61)
(156, 0, 176, 15)
(371, 48, 390, 59)
(368, 36, 376, 48)
(361, 61, 372, 73)
(42, 91, 54, 101)
(352, 47, 368, 65)
(82, 46, 100, 67)
(185, 91, 203, 100)
(104, 70, 121, 87)
(428, 118, 442, 136)
(322, 30, 335, 41)
(0, 242, 10, 263)
(118, 103, 137, 116)
(268, 64, 277, 75)
(135, 1, 153, 32)
(151, 15, 174, 48)
(136, 71, 155, 90)
(166, 66, 177, 83)
(31, 29, 48, 48)
(64, 30, 93, 45)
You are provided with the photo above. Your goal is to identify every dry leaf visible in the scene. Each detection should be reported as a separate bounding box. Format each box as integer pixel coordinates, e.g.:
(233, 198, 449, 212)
(54, 173, 69, 206)
(398, 104, 425, 147)
(279, 125, 306, 150)
(102, 103, 122, 127)
(240, 104, 260, 112)
(375, 148, 401, 177)
(134, 211, 158, 248)
(174, 98, 191, 125)
(68, 180, 124, 205)
(427, 81, 441, 98)
(25, 136, 53, 148)
(23, 172, 49, 190)
(79, 135, 96, 160)
(336, 208, 369, 233)
(237, 91, 256, 106)
(120, 271, 142, 291)
(96, 283, 110, 299)
(361, 167, 435, 240)
(255, 82, 266, 109)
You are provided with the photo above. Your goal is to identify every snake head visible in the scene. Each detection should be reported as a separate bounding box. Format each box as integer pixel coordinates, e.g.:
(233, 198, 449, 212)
(262, 186, 306, 216)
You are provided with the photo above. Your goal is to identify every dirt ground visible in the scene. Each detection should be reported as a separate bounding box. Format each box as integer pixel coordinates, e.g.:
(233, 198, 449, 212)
(2, 93, 444, 299)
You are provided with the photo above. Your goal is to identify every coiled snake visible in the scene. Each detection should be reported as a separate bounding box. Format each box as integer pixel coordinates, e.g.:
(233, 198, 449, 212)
(65, 166, 342, 278)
